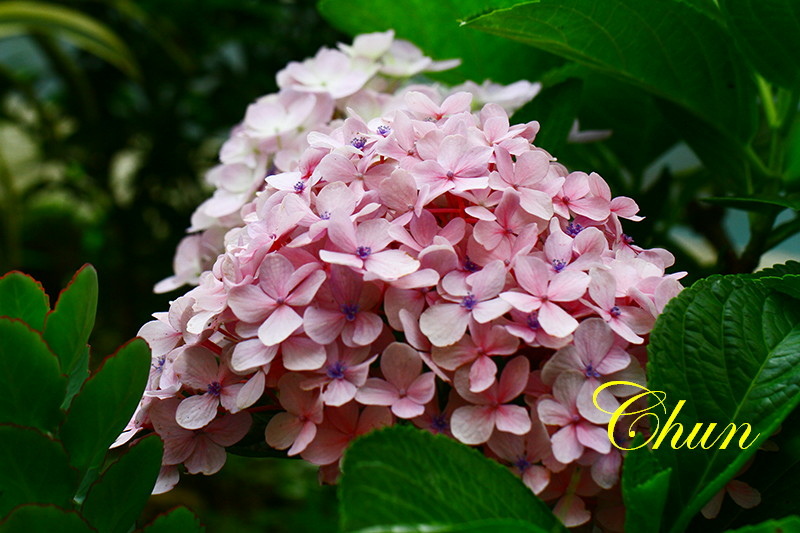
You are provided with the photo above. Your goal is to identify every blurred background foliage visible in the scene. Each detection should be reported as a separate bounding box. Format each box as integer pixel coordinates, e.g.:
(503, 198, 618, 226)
(2, 0, 799, 530)
(0, 0, 343, 529)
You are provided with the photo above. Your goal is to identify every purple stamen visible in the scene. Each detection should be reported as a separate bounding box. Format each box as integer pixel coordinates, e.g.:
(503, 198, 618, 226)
(326, 360, 347, 380)
(319, 211, 331, 220)
(552, 259, 567, 272)
(610, 306, 622, 317)
(527, 312, 540, 330)
(446, 170, 455, 179)
(622, 234, 635, 245)
(464, 258, 481, 272)
(341, 304, 359, 321)
(356, 246, 372, 259)
(377, 125, 391, 137)
(514, 457, 532, 472)
(293, 181, 305, 193)
(566, 222, 583, 236)
(430, 414, 448, 433)
(461, 293, 478, 311)
(351, 136, 367, 149)
(585, 364, 602, 379)
(207, 381, 222, 396)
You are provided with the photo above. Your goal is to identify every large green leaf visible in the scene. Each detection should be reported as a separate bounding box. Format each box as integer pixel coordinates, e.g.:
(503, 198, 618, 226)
(644, 274, 800, 533)
(0, 426, 79, 515)
(82, 435, 163, 533)
(0, 318, 66, 431)
(621, 436, 671, 533)
(464, 0, 757, 144)
(0, 271, 49, 330)
(60, 337, 151, 472)
(139, 507, 205, 533)
(0, 1, 139, 78)
(725, 516, 800, 533)
(317, 0, 562, 85)
(339, 426, 566, 533)
(43, 264, 98, 379)
(0, 505, 95, 533)
(719, 0, 800, 89)
(718, 407, 800, 531)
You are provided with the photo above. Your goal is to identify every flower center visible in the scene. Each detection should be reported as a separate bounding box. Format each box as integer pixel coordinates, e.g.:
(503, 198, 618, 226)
(430, 414, 448, 433)
(207, 381, 222, 396)
(526, 312, 541, 330)
(622, 234, 635, 245)
(341, 304, 359, 321)
(356, 246, 372, 259)
(319, 211, 331, 220)
(446, 170, 455, 180)
(552, 259, 567, 272)
(514, 456, 532, 472)
(566, 222, 583, 236)
(326, 361, 347, 380)
(350, 136, 367, 149)
(610, 306, 622, 318)
(463, 258, 481, 272)
(585, 364, 601, 379)
(460, 293, 478, 311)
(377, 125, 391, 137)
(293, 181, 305, 193)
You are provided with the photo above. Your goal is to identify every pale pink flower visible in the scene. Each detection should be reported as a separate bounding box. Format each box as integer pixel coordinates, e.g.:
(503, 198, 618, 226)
(301, 403, 392, 465)
(553, 171, 611, 221)
(356, 342, 435, 418)
(405, 91, 472, 121)
(450, 356, 532, 445)
(265, 373, 324, 455)
(585, 267, 653, 344)
(541, 318, 638, 423)
(487, 411, 553, 494)
(537, 373, 611, 464)
(501, 255, 589, 338)
(420, 260, 512, 347)
(412, 134, 492, 201)
(432, 321, 519, 393)
(228, 253, 325, 346)
(150, 398, 251, 475)
(303, 266, 385, 347)
(320, 213, 419, 282)
(173, 346, 244, 429)
(302, 343, 377, 406)
(277, 48, 378, 99)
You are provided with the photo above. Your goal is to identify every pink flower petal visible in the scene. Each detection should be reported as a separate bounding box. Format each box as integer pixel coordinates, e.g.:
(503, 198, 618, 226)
(176, 393, 219, 430)
(495, 404, 532, 435)
(355, 378, 399, 406)
(265, 412, 303, 450)
(450, 405, 496, 445)
(419, 303, 470, 347)
(550, 424, 583, 464)
(258, 304, 304, 346)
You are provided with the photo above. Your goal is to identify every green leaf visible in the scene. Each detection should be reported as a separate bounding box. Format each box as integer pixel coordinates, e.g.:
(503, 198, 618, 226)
(339, 426, 566, 533)
(725, 516, 800, 533)
(702, 195, 800, 213)
(317, 0, 562, 85)
(82, 435, 163, 533)
(0, 271, 49, 330)
(60, 337, 151, 472)
(139, 507, 205, 533)
(0, 318, 66, 431)
(43, 264, 98, 379)
(0, 426, 79, 515)
(759, 274, 800, 300)
(621, 436, 671, 533)
(644, 275, 800, 533)
(719, 0, 800, 89)
(464, 0, 757, 144)
(720, 407, 800, 529)
(0, 1, 140, 78)
(351, 519, 552, 533)
(0, 505, 95, 533)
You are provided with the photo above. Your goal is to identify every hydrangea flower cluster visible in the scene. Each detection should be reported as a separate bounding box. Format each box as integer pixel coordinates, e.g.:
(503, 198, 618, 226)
(120, 31, 685, 529)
